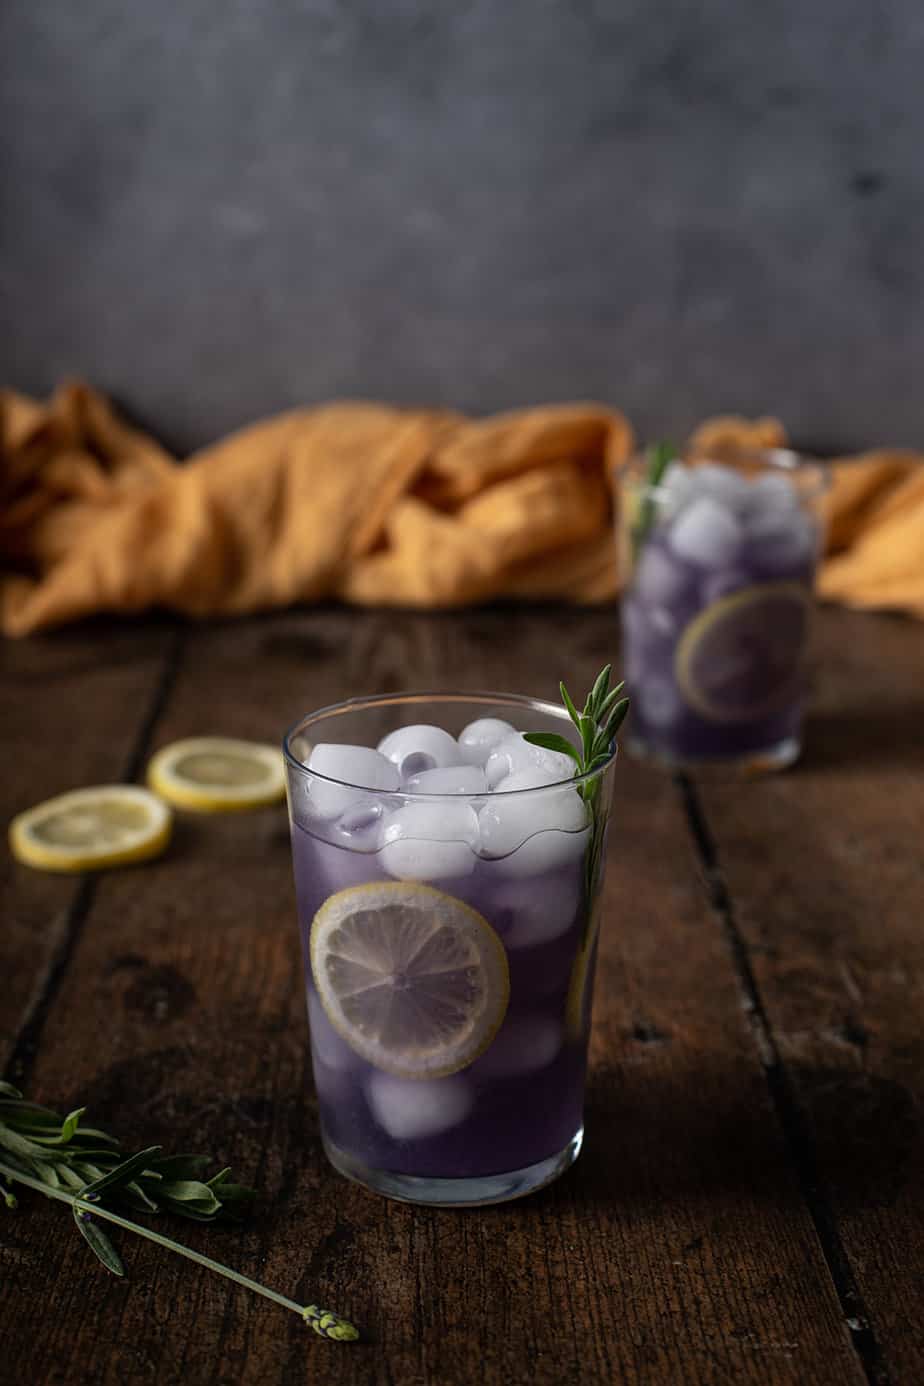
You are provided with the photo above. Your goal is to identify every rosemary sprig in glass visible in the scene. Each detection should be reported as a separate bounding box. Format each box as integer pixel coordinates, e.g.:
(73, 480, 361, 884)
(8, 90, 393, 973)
(0, 1082, 358, 1342)
(523, 667, 628, 1037)
(631, 439, 677, 561)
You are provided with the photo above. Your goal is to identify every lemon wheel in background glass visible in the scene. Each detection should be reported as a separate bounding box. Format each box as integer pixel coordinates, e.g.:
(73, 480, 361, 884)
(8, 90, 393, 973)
(675, 581, 811, 724)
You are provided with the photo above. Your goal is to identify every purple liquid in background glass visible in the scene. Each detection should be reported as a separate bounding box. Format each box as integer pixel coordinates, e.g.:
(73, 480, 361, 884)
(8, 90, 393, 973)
(290, 821, 594, 1180)
(622, 495, 820, 765)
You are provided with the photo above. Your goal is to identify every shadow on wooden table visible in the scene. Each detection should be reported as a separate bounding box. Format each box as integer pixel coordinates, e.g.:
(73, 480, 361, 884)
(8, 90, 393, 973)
(802, 705, 924, 772)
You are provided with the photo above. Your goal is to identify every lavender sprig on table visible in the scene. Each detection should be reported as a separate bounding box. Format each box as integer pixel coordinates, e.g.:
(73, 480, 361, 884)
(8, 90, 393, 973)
(0, 1081, 358, 1343)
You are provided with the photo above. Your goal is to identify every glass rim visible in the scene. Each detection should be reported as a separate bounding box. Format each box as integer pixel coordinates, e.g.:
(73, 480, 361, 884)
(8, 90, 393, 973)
(282, 689, 619, 799)
(619, 446, 830, 499)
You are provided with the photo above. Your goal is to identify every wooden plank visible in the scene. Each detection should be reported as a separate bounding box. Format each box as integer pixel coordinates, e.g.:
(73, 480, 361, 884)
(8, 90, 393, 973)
(694, 605, 924, 1386)
(0, 609, 862, 1384)
(0, 622, 176, 1071)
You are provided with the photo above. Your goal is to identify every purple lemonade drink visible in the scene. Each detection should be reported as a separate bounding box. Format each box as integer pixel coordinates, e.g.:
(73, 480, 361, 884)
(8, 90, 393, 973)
(620, 448, 827, 772)
(283, 686, 622, 1206)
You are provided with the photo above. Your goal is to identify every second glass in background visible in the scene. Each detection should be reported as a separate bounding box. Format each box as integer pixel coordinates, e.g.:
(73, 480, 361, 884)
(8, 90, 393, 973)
(619, 448, 827, 772)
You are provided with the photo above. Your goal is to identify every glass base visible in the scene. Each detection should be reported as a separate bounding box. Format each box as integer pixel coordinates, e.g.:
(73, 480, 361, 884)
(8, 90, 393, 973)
(626, 734, 801, 778)
(322, 1127, 584, 1207)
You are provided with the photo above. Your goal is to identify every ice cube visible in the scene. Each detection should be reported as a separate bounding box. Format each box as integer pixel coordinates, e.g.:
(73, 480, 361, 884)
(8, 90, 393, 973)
(480, 768, 589, 877)
(400, 751, 437, 779)
(404, 765, 488, 795)
(657, 461, 697, 521)
(636, 675, 684, 728)
(307, 989, 356, 1073)
(367, 1073, 473, 1140)
(746, 506, 817, 573)
(306, 744, 400, 819)
(748, 470, 800, 513)
(691, 462, 752, 514)
(633, 543, 692, 613)
(484, 732, 576, 789)
(473, 1016, 563, 1078)
(492, 869, 582, 947)
(701, 566, 752, 607)
(668, 496, 743, 569)
(379, 800, 480, 880)
(458, 717, 516, 767)
(377, 725, 460, 777)
(335, 799, 386, 849)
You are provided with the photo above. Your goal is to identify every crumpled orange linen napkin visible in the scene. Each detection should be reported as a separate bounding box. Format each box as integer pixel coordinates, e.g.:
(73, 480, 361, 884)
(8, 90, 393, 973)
(2, 382, 923, 637)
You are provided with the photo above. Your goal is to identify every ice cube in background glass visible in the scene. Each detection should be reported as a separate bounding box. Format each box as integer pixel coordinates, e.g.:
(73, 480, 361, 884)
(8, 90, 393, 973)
(458, 718, 516, 767)
(701, 566, 753, 607)
(669, 495, 743, 568)
(633, 543, 692, 613)
(377, 725, 460, 777)
(636, 675, 684, 729)
(306, 744, 400, 818)
(480, 768, 588, 877)
(472, 1017, 562, 1078)
(367, 1073, 473, 1140)
(404, 765, 488, 794)
(749, 470, 800, 512)
(747, 507, 817, 573)
(493, 870, 582, 947)
(692, 462, 752, 514)
(379, 800, 480, 880)
(484, 732, 575, 789)
(657, 461, 696, 521)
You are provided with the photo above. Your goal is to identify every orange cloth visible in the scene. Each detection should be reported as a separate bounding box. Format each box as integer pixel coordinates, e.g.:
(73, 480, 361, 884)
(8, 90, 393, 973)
(1, 382, 922, 636)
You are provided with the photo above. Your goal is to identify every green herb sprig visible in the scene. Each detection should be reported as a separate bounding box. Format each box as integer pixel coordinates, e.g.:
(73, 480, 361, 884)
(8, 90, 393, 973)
(632, 439, 677, 561)
(523, 665, 628, 1038)
(0, 1082, 358, 1343)
(523, 663, 628, 794)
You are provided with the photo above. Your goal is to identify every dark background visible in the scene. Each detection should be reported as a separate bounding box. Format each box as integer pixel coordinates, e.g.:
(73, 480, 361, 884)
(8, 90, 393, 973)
(2, 0, 922, 455)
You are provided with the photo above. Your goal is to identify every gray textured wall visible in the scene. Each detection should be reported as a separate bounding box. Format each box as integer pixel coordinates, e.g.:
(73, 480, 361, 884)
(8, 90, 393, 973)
(2, 1, 923, 455)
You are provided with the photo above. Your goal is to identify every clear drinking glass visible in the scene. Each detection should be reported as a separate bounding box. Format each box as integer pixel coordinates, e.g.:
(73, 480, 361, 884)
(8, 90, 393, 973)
(283, 692, 619, 1207)
(619, 448, 828, 772)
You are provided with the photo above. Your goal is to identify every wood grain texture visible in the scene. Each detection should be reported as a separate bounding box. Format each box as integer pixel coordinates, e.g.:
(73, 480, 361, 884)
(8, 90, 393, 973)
(0, 606, 909, 1383)
(695, 606, 924, 1386)
(0, 622, 175, 1072)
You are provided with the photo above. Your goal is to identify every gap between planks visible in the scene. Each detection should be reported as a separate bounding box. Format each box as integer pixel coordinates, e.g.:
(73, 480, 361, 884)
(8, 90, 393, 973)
(5, 627, 187, 1087)
(674, 772, 892, 1386)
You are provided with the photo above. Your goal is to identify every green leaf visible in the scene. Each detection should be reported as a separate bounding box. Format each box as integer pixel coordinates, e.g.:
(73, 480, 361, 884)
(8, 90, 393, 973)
(79, 1146, 162, 1202)
(73, 1206, 125, 1276)
(578, 715, 596, 763)
(596, 684, 626, 723)
(586, 665, 612, 719)
(521, 732, 580, 763)
(0, 1083, 22, 1100)
(605, 699, 630, 736)
(147, 1153, 210, 1181)
(159, 1180, 223, 1218)
(558, 682, 581, 730)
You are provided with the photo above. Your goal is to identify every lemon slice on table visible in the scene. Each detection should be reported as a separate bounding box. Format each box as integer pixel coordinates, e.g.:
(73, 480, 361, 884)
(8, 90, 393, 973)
(675, 581, 811, 725)
(311, 883, 510, 1080)
(9, 786, 172, 873)
(147, 737, 286, 812)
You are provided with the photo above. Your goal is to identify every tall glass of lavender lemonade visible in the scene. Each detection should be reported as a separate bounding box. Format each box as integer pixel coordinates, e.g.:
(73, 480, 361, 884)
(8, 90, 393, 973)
(284, 689, 620, 1205)
(620, 447, 827, 772)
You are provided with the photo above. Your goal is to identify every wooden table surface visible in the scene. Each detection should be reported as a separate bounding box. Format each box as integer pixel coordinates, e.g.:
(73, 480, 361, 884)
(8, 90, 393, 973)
(1, 605, 921, 1386)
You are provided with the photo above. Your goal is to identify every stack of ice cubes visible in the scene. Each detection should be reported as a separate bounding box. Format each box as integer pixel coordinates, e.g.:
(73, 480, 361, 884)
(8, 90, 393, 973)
(301, 719, 589, 882)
